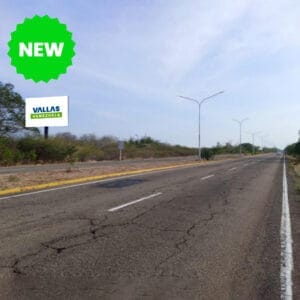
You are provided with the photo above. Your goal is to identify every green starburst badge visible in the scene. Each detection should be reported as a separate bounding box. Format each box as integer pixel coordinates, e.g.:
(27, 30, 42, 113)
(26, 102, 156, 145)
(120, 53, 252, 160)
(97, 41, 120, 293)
(8, 15, 75, 82)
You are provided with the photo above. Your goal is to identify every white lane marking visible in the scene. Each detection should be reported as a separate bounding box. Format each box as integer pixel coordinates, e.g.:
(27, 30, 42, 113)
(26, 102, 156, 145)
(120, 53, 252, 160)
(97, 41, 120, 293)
(0, 163, 202, 200)
(108, 192, 162, 212)
(201, 174, 215, 180)
(281, 156, 293, 300)
(228, 167, 237, 171)
(243, 163, 249, 167)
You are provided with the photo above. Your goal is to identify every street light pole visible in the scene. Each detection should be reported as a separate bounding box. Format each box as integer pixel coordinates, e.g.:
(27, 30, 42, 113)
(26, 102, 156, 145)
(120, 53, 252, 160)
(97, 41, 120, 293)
(198, 103, 201, 158)
(260, 134, 268, 152)
(248, 131, 261, 155)
(179, 91, 224, 160)
(233, 118, 248, 155)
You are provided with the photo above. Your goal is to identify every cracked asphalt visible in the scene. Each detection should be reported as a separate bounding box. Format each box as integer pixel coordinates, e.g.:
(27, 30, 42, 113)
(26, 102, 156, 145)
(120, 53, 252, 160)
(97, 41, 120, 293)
(0, 154, 282, 299)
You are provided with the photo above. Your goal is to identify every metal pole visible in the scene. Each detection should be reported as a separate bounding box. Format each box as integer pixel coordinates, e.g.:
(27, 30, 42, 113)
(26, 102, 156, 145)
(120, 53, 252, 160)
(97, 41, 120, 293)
(198, 103, 201, 159)
(44, 127, 49, 139)
(233, 118, 248, 156)
(250, 132, 261, 155)
(239, 123, 242, 155)
(119, 149, 122, 161)
(260, 134, 268, 152)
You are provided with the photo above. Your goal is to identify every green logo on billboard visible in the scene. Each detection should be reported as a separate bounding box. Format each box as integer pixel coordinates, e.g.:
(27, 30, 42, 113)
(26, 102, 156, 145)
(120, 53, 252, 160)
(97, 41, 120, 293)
(8, 15, 75, 82)
(31, 112, 62, 119)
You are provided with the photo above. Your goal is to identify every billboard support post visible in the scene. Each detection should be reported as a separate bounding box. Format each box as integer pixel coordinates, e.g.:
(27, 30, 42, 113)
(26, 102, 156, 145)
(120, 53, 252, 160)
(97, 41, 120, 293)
(44, 126, 49, 139)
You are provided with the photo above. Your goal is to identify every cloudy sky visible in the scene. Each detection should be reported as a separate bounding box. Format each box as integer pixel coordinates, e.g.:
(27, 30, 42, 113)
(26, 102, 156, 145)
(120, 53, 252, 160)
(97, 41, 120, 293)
(1, 0, 300, 149)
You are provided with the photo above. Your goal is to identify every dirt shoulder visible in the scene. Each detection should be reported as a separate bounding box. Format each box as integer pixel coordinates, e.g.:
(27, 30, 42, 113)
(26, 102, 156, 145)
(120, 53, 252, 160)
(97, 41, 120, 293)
(287, 157, 300, 298)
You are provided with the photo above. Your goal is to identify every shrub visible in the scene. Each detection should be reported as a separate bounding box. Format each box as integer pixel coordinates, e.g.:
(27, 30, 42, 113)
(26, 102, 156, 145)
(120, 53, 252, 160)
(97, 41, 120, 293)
(201, 148, 214, 160)
(75, 146, 104, 161)
(0, 137, 20, 165)
(17, 137, 76, 163)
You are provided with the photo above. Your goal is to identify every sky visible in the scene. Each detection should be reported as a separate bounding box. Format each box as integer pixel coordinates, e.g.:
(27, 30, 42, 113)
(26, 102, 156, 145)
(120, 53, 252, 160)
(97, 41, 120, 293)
(1, 0, 300, 149)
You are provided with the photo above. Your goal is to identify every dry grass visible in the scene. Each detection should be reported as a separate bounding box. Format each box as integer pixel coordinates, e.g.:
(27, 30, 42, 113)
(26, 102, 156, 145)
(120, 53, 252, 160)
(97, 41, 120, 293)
(295, 164, 300, 177)
(290, 160, 300, 194)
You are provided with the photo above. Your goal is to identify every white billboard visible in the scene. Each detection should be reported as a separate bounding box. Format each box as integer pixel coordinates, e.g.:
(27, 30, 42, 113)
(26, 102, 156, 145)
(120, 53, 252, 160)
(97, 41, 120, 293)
(25, 96, 69, 127)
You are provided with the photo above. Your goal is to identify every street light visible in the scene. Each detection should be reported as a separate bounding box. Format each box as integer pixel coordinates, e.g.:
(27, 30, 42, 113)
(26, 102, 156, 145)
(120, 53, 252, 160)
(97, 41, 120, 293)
(178, 91, 224, 160)
(260, 134, 268, 152)
(233, 118, 249, 155)
(247, 131, 261, 155)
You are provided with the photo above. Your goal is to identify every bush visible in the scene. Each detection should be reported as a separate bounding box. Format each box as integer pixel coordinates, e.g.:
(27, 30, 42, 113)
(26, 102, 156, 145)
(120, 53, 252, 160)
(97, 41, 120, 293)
(75, 146, 104, 161)
(17, 137, 76, 163)
(0, 137, 20, 165)
(201, 148, 214, 160)
(286, 142, 300, 157)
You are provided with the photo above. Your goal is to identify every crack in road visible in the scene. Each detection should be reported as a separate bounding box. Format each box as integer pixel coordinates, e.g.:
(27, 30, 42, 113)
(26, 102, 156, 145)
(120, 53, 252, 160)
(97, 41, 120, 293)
(0, 192, 221, 278)
(154, 212, 216, 272)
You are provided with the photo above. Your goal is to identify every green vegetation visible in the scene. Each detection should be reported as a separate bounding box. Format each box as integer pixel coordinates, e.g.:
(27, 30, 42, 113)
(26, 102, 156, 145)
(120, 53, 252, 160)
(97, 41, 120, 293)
(295, 166, 300, 195)
(285, 140, 300, 194)
(0, 134, 197, 165)
(285, 142, 300, 159)
(0, 134, 278, 166)
(0, 81, 38, 137)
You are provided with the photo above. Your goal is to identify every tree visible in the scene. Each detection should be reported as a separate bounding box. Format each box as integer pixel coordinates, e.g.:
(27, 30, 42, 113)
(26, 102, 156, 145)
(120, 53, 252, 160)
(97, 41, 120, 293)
(0, 81, 37, 137)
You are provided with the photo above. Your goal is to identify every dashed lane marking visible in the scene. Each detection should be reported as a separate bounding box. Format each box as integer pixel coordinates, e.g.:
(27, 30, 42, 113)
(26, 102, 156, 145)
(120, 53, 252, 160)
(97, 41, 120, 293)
(108, 192, 162, 212)
(201, 174, 215, 180)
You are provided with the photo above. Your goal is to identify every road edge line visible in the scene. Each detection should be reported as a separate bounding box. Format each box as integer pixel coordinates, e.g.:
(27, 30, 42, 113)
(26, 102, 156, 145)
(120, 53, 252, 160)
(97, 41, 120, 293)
(281, 155, 293, 299)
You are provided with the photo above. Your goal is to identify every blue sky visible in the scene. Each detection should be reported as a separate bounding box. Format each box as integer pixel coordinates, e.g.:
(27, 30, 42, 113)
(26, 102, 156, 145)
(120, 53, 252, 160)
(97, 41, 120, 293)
(1, 0, 300, 149)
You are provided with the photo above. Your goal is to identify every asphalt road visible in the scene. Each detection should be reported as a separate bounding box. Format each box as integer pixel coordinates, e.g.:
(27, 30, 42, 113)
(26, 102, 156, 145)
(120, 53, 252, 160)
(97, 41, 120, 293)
(0, 154, 283, 299)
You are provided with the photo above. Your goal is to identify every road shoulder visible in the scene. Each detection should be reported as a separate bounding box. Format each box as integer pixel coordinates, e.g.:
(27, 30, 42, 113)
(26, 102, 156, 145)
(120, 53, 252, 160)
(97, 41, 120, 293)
(287, 159, 300, 298)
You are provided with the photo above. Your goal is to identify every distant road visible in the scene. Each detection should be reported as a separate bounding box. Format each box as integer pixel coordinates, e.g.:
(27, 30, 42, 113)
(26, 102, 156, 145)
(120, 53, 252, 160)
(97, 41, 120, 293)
(0, 154, 283, 299)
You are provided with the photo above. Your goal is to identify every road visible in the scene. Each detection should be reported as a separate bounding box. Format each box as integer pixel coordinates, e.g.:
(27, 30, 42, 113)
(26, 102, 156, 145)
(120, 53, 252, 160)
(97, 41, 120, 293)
(0, 154, 283, 299)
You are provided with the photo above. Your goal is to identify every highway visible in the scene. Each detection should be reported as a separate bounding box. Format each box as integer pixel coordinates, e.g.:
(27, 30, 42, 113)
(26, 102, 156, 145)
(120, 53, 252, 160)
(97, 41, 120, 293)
(0, 154, 284, 299)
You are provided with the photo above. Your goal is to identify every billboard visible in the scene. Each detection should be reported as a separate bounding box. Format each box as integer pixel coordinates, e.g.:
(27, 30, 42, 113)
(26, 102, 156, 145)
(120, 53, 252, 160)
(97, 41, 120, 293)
(25, 96, 69, 127)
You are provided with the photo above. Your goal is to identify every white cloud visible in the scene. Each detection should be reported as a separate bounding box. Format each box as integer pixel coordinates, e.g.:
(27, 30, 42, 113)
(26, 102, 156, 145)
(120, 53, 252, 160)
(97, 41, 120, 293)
(2, 0, 300, 148)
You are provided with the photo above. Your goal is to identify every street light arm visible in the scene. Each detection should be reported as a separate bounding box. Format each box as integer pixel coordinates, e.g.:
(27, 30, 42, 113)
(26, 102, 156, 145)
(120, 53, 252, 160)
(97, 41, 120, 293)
(233, 117, 249, 125)
(200, 91, 224, 105)
(178, 91, 224, 106)
(178, 95, 200, 105)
